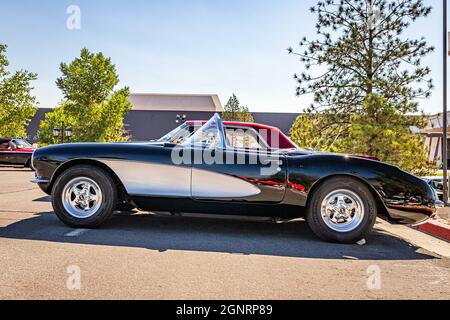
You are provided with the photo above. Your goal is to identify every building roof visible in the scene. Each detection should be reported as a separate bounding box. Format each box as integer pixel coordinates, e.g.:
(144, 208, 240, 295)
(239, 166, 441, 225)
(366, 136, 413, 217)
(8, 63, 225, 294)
(128, 93, 224, 112)
(418, 112, 450, 136)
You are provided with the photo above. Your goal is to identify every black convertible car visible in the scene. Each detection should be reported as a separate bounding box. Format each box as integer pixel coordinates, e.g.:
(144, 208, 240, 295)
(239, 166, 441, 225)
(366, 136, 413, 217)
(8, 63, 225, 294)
(31, 114, 442, 243)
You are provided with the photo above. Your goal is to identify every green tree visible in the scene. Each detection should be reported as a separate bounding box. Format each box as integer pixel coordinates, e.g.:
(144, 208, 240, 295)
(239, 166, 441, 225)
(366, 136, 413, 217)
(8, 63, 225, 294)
(288, 0, 435, 174)
(344, 95, 434, 175)
(222, 94, 254, 122)
(37, 102, 75, 145)
(0, 44, 37, 138)
(38, 48, 132, 144)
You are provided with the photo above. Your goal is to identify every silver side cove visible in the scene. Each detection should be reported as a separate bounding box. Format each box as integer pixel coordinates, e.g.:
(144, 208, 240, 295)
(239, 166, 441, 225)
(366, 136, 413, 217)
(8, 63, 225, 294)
(99, 160, 261, 199)
(191, 167, 261, 198)
(99, 160, 191, 197)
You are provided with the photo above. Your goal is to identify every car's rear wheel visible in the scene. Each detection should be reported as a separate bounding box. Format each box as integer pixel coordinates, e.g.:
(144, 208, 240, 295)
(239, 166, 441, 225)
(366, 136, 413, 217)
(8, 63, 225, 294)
(306, 177, 377, 243)
(52, 165, 117, 228)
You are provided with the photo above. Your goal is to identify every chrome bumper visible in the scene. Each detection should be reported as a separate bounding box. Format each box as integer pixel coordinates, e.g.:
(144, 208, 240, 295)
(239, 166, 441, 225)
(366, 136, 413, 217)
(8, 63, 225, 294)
(385, 199, 444, 225)
(435, 199, 445, 209)
(31, 177, 50, 184)
(434, 199, 446, 218)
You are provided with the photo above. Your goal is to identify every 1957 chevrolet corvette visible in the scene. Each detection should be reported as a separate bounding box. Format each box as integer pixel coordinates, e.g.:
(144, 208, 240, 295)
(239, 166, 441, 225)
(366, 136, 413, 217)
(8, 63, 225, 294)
(31, 114, 443, 243)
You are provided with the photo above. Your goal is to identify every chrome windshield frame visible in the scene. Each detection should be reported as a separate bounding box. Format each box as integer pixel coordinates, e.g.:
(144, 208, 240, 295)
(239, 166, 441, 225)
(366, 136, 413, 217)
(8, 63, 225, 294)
(215, 114, 227, 149)
(182, 113, 227, 149)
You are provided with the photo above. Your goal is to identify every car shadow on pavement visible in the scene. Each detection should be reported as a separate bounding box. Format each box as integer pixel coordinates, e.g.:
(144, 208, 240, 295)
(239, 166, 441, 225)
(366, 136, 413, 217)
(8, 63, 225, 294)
(0, 211, 438, 261)
(32, 196, 52, 202)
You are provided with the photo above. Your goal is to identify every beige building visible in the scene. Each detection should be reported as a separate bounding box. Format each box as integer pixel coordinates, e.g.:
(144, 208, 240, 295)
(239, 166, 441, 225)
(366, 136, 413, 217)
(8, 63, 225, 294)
(128, 93, 224, 112)
(419, 113, 450, 166)
(27, 93, 300, 142)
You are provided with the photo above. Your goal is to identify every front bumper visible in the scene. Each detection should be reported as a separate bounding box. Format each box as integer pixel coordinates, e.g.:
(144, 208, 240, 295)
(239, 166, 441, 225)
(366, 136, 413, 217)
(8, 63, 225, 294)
(385, 199, 444, 225)
(434, 199, 446, 219)
(31, 174, 51, 195)
(31, 177, 50, 184)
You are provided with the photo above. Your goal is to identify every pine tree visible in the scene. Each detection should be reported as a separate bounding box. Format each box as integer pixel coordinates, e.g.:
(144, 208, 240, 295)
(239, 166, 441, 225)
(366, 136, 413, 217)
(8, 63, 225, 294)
(288, 0, 435, 174)
(222, 94, 254, 122)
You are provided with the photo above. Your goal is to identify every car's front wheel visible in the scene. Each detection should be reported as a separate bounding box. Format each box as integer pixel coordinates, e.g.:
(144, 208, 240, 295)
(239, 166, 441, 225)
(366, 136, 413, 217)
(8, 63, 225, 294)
(52, 165, 117, 228)
(306, 177, 377, 243)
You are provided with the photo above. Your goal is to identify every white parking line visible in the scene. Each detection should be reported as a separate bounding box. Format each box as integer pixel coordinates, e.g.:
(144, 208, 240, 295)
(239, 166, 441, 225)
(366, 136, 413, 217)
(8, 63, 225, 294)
(64, 228, 90, 237)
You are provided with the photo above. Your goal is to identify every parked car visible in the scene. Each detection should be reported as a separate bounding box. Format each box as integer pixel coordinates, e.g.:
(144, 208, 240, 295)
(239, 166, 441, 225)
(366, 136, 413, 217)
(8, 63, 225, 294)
(31, 114, 443, 243)
(0, 138, 35, 169)
(422, 176, 444, 201)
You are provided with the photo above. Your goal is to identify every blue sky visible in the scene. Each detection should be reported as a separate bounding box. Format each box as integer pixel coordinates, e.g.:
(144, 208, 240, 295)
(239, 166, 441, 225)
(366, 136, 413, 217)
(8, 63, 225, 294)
(0, 0, 448, 114)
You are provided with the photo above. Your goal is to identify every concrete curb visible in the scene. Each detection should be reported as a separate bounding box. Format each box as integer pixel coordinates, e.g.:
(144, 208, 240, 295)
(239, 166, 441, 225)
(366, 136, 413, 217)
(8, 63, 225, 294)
(413, 219, 450, 242)
(375, 219, 450, 258)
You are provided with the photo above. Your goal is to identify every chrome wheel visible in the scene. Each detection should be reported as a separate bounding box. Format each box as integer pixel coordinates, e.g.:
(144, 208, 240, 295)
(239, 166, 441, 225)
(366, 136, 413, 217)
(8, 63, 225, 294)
(320, 189, 364, 233)
(62, 177, 103, 219)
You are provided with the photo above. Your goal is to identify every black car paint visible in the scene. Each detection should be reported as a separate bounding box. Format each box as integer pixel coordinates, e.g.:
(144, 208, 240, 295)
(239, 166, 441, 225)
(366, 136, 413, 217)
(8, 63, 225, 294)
(284, 152, 436, 224)
(0, 151, 31, 166)
(32, 142, 437, 225)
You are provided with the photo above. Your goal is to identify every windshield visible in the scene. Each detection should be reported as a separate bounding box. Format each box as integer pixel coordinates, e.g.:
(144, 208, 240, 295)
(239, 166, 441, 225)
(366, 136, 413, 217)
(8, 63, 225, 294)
(158, 123, 198, 144)
(12, 139, 31, 148)
(182, 114, 225, 148)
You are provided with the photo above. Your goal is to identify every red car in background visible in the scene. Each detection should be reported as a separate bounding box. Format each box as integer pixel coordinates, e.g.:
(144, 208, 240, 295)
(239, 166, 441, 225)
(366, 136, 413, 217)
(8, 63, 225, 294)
(0, 138, 35, 169)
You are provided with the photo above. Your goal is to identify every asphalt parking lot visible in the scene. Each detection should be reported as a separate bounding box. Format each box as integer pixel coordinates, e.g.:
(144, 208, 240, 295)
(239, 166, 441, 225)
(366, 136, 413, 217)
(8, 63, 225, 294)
(0, 168, 449, 299)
